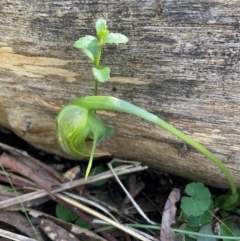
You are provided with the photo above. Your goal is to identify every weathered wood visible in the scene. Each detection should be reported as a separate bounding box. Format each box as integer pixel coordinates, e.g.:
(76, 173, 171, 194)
(0, 0, 240, 188)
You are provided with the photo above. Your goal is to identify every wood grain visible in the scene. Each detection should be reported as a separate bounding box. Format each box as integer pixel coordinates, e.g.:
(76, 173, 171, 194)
(0, 0, 240, 187)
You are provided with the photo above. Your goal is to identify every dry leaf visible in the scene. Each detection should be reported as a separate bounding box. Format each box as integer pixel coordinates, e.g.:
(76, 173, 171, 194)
(160, 188, 180, 241)
(63, 166, 80, 182)
(29, 209, 107, 241)
(0, 211, 44, 241)
(40, 219, 80, 241)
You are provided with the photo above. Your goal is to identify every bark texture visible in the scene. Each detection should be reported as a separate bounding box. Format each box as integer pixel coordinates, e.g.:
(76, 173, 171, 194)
(0, 0, 240, 188)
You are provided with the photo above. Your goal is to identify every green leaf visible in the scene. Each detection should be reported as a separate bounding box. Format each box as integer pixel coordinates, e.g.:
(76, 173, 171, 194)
(73, 36, 100, 62)
(55, 203, 77, 222)
(111, 162, 129, 180)
(178, 201, 214, 228)
(180, 182, 211, 216)
(75, 217, 92, 230)
(215, 193, 239, 211)
(103, 33, 129, 45)
(221, 220, 240, 241)
(92, 66, 111, 83)
(82, 47, 100, 62)
(89, 164, 108, 186)
(95, 18, 109, 38)
(74, 35, 99, 49)
(178, 202, 214, 228)
(197, 224, 217, 241)
(56, 105, 92, 157)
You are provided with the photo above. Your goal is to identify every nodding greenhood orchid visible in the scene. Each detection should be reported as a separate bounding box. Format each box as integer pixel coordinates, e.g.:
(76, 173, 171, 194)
(56, 18, 237, 210)
(56, 100, 114, 178)
(56, 96, 237, 210)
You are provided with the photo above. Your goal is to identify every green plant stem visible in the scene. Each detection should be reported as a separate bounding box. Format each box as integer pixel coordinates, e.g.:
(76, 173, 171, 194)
(93, 39, 104, 96)
(72, 96, 237, 199)
(94, 80, 99, 96)
(94, 223, 240, 240)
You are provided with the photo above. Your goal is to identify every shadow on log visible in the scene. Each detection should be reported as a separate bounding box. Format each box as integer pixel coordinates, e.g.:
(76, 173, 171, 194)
(0, 0, 240, 188)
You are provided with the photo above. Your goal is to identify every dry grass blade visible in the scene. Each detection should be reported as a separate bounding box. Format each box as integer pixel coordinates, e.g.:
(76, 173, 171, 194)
(63, 191, 119, 222)
(0, 163, 148, 209)
(0, 228, 38, 241)
(19, 208, 107, 241)
(108, 160, 156, 225)
(56, 193, 151, 241)
(125, 226, 159, 241)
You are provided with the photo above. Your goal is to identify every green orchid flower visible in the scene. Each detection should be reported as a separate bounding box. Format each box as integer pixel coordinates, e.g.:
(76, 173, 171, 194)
(56, 102, 114, 178)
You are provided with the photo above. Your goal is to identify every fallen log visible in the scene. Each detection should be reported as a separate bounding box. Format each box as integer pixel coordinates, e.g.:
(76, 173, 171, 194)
(0, 0, 239, 188)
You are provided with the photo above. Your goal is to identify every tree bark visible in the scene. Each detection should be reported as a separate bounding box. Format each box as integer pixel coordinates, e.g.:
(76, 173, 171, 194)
(0, 0, 239, 188)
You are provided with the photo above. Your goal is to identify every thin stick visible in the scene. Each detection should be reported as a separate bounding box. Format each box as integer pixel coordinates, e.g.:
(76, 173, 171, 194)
(0, 164, 148, 209)
(108, 161, 155, 225)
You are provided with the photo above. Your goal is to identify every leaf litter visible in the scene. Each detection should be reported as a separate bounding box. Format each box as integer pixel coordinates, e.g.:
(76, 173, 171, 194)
(0, 126, 238, 241)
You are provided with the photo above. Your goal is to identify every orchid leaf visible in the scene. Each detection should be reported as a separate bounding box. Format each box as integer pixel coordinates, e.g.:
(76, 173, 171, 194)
(74, 36, 100, 62)
(103, 33, 128, 45)
(74, 35, 99, 49)
(92, 66, 110, 83)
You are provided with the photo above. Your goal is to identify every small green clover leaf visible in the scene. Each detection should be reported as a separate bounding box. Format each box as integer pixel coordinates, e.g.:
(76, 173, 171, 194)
(92, 66, 110, 83)
(56, 204, 92, 229)
(103, 33, 129, 45)
(75, 217, 92, 230)
(179, 201, 214, 228)
(55, 203, 77, 222)
(89, 164, 108, 186)
(180, 182, 211, 216)
(95, 18, 109, 38)
(74, 36, 100, 62)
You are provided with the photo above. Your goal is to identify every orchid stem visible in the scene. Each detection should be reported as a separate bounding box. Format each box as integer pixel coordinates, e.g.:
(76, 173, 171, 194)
(72, 96, 237, 199)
